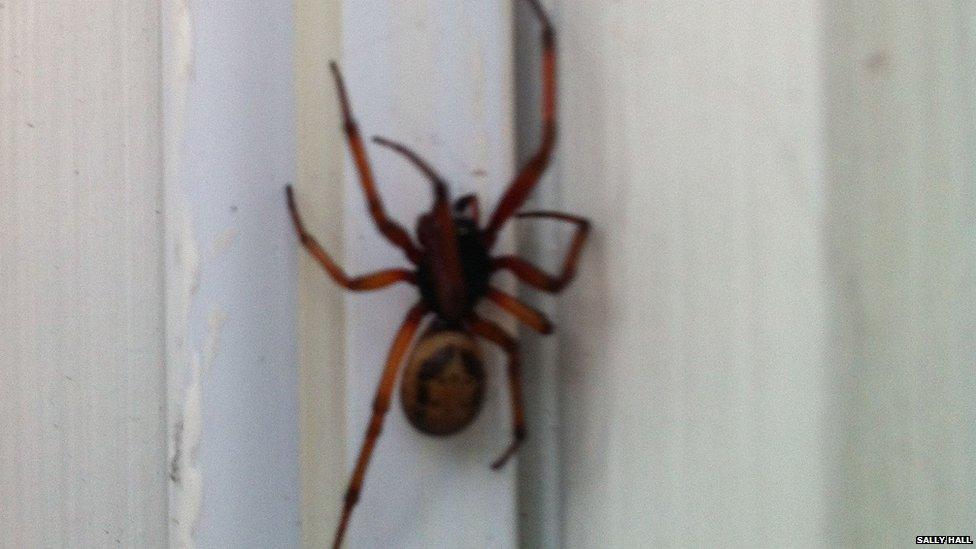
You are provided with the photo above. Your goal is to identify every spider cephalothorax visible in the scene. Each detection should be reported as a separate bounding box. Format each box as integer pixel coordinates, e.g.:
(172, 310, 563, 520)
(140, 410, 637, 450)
(285, 1, 588, 546)
(413, 207, 493, 323)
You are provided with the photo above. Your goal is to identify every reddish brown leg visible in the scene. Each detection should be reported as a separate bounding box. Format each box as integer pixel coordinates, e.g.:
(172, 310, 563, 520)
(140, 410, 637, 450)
(372, 136, 469, 320)
(287, 186, 416, 290)
(468, 315, 525, 470)
(454, 194, 480, 224)
(486, 287, 553, 334)
(492, 210, 590, 293)
(333, 303, 428, 549)
(330, 63, 421, 263)
(485, 0, 556, 245)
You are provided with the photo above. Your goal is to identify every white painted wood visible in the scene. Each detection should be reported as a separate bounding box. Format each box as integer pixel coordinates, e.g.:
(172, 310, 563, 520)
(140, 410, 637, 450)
(542, 1, 976, 547)
(822, 1, 976, 545)
(293, 0, 348, 547)
(552, 2, 829, 546)
(338, 1, 516, 547)
(163, 1, 300, 547)
(0, 1, 168, 547)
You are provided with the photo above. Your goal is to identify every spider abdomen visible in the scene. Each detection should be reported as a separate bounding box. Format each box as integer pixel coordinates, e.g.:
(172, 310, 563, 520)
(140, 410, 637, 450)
(400, 327, 485, 436)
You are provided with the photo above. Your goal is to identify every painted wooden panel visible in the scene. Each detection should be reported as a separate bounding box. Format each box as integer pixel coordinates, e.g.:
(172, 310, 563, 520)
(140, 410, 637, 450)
(0, 1, 167, 546)
(545, 1, 975, 547)
(822, 1, 976, 544)
(162, 1, 301, 547)
(552, 2, 829, 546)
(293, 0, 347, 547)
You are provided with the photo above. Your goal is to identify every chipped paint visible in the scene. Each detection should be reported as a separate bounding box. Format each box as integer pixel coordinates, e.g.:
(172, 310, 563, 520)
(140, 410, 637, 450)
(202, 309, 226, 373)
(166, 207, 201, 549)
(165, 0, 299, 545)
(208, 228, 238, 260)
(171, 307, 223, 549)
(163, 0, 200, 547)
(172, 353, 204, 549)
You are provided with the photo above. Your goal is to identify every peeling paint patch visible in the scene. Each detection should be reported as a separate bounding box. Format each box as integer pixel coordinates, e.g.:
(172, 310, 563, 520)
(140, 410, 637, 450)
(163, 0, 200, 546)
(167, 207, 222, 549)
(174, 0, 195, 82)
(173, 352, 204, 549)
(179, 209, 201, 317)
(170, 419, 184, 483)
(208, 228, 238, 260)
(202, 309, 226, 374)
(168, 208, 201, 549)
(171, 307, 223, 549)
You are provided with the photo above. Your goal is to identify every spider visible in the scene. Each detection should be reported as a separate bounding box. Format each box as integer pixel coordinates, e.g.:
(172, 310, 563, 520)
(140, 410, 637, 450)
(285, 1, 588, 546)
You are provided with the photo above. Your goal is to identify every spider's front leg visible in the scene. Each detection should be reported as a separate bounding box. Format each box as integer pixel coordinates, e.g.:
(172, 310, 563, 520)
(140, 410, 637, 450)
(492, 210, 590, 293)
(329, 63, 422, 263)
(286, 186, 416, 291)
(468, 315, 526, 470)
(485, 0, 557, 245)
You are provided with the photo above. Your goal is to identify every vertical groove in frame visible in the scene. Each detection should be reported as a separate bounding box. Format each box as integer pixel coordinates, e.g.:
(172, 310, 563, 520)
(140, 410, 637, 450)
(554, 1, 829, 546)
(294, 0, 348, 547)
(513, 0, 563, 547)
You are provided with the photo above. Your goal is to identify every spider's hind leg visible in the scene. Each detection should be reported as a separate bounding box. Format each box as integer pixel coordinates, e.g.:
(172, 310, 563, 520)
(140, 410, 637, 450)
(486, 287, 553, 334)
(468, 315, 526, 470)
(333, 303, 428, 549)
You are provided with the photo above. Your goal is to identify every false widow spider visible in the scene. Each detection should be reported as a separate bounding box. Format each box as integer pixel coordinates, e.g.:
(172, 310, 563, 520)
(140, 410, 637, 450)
(285, 1, 588, 546)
